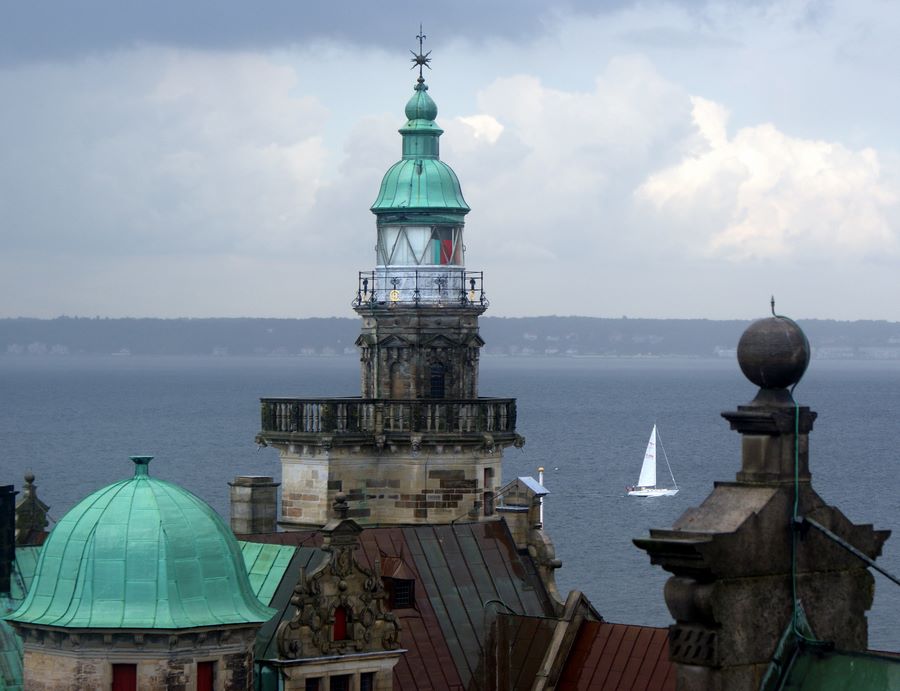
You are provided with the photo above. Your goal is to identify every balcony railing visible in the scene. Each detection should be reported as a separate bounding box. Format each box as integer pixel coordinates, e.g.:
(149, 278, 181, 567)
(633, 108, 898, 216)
(353, 270, 487, 307)
(259, 397, 516, 440)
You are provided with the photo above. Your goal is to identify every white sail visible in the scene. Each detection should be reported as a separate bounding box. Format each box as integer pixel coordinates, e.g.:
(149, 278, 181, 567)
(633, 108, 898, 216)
(636, 425, 657, 488)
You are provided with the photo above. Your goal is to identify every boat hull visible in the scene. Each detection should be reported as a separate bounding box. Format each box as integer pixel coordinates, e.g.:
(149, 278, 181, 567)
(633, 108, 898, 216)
(627, 488, 679, 497)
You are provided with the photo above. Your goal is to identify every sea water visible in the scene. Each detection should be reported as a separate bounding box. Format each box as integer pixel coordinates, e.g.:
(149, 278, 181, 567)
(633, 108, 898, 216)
(1, 355, 898, 649)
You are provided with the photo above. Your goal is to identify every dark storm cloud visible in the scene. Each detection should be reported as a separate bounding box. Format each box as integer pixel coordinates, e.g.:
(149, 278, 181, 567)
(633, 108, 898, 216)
(0, 0, 636, 64)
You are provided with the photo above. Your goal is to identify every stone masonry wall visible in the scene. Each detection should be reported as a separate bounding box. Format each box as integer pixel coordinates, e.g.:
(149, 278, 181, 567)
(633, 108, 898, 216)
(278, 444, 502, 527)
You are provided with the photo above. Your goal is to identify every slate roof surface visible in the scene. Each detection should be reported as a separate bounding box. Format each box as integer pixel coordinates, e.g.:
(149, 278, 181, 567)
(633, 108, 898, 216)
(558, 620, 675, 691)
(243, 519, 556, 690)
(497, 614, 559, 690)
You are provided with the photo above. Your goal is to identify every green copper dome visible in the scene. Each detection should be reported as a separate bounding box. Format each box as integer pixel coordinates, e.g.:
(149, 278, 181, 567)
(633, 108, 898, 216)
(6, 456, 274, 630)
(371, 77, 469, 220)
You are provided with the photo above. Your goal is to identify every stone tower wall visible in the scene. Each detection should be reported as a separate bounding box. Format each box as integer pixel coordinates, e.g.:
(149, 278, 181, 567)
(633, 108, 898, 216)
(279, 444, 502, 527)
(356, 306, 484, 400)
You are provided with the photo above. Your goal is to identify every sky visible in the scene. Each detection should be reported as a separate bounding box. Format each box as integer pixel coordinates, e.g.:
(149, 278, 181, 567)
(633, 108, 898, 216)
(1, 0, 899, 320)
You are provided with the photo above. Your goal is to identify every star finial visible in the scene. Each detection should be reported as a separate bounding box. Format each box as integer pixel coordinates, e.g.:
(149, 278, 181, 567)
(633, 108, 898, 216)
(410, 24, 432, 83)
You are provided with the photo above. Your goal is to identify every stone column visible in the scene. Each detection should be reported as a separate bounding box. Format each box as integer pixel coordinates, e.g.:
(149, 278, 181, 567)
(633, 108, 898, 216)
(634, 313, 890, 690)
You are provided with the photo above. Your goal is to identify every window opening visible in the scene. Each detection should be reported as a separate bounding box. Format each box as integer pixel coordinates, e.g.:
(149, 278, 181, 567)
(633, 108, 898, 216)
(387, 578, 415, 609)
(330, 675, 351, 691)
(197, 661, 215, 691)
(430, 363, 445, 399)
(483, 468, 495, 516)
(305, 678, 322, 691)
(333, 606, 348, 641)
(360, 672, 375, 691)
(112, 664, 137, 691)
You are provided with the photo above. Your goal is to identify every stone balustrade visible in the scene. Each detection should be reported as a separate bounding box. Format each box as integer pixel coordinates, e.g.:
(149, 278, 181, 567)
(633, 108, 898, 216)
(259, 397, 517, 446)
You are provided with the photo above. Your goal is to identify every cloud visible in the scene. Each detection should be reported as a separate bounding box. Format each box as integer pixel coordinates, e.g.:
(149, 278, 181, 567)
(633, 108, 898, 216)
(441, 57, 693, 266)
(0, 48, 330, 258)
(637, 96, 899, 261)
(455, 115, 504, 145)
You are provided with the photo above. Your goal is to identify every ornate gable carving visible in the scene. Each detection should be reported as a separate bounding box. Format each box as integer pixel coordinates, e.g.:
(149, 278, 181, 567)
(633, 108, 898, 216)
(421, 333, 461, 349)
(376, 334, 413, 348)
(276, 496, 401, 659)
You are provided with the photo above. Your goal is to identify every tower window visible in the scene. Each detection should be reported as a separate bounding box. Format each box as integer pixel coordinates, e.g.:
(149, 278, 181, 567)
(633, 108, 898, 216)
(430, 363, 445, 398)
(377, 225, 463, 266)
(305, 679, 322, 691)
(360, 672, 376, 691)
(483, 468, 495, 517)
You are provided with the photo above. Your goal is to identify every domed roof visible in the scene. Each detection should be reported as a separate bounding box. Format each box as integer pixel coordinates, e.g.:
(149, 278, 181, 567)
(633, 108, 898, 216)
(7, 456, 274, 629)
(371, 78, 469, 219)
(371, 158, 469, 215)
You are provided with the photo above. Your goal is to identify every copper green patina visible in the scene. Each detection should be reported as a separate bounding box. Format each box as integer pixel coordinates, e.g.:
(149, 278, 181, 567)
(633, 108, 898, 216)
(370, 76, 469, 223)
(6, 456, 274, 629)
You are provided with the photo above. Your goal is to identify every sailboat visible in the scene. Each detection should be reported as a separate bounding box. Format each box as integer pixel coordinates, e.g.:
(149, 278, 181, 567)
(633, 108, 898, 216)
(626, 424, 679, 497)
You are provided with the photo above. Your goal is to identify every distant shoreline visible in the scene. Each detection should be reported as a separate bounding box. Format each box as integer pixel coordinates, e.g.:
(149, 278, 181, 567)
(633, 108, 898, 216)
(2, 316, 899, 360)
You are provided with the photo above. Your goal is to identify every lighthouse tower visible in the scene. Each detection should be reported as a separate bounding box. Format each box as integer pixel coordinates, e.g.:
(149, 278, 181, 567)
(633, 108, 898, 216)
(258, 37, 523, 528)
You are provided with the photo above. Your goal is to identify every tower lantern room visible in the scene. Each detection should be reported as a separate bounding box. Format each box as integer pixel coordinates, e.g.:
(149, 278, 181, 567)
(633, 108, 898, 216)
(364, 70, 475, 307)
(258, 35, 522, 528)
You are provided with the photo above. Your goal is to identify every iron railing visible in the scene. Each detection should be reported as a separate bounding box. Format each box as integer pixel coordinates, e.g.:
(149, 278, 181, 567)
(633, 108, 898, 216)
(353, 270, 487, 307)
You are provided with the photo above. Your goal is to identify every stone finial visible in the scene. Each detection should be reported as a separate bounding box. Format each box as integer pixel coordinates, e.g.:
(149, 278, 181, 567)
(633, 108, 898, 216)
(333, 492, 349, 520)
(737, 315, 810, 407)
(16, 472, 49, 545)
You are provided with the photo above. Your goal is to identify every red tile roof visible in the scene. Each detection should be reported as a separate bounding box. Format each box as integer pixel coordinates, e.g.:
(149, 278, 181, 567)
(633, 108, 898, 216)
(558, 621, 675, 691)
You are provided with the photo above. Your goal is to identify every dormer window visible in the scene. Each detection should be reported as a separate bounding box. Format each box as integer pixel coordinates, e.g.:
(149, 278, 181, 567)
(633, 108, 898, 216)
(385, 578, 415, 609)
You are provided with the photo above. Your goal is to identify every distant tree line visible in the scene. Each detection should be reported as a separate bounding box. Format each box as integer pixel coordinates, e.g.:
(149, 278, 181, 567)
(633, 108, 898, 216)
(2, 316, 899, 358)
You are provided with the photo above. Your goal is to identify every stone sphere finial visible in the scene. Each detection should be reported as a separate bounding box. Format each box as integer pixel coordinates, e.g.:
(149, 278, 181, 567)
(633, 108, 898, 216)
(737, 314, 810, 391)
(333, 491, 349, 520)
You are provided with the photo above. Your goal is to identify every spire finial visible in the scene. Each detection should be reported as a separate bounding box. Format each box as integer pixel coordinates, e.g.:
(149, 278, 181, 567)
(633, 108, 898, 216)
(410, 24, 432, 84)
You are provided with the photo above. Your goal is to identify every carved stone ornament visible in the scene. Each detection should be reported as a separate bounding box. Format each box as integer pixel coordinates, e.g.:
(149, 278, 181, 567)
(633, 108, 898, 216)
(276, 519, 401, 659)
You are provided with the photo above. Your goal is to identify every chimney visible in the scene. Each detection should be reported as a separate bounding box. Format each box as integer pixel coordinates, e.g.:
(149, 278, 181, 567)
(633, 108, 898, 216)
(229, 476, 280, 535)
(635, 312, 890, 690)
(0, 484, 17, 594)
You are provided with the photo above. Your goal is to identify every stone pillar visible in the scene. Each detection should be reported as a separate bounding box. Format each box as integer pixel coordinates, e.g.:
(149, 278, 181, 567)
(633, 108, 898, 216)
(229, 476, 280, 535)
(634, 313, 890, 690)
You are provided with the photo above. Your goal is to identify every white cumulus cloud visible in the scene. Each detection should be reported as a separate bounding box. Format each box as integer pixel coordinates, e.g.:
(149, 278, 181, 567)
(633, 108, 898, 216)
(637, 96, 899, 261)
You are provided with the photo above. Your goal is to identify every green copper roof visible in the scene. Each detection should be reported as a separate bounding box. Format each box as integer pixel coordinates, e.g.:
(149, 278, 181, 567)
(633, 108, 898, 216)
(0, 548, 40, 691)
(5, 456, 274, 630)
(371, 77, 469, 219)
(237, 541, 295, 606)
(780, 649, 900, 690)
